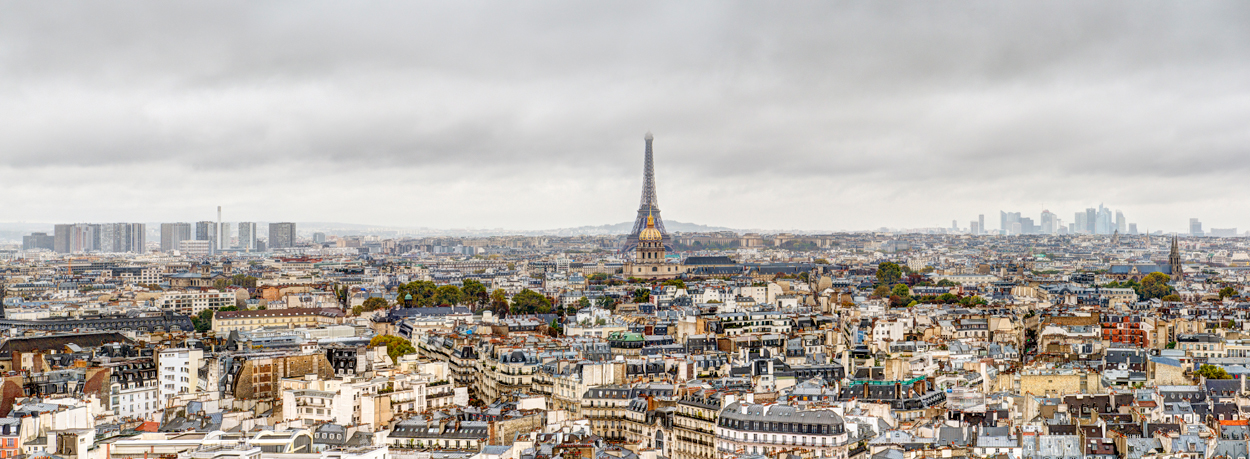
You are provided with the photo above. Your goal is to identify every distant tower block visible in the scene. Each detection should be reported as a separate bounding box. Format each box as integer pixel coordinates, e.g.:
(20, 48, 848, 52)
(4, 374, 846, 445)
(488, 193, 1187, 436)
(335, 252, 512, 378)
(623, 132, 671, 252)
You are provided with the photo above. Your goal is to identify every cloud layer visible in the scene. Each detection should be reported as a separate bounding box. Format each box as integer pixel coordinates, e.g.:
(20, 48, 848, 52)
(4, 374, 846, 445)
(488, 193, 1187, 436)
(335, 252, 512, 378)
(1, 2, 1248, 231)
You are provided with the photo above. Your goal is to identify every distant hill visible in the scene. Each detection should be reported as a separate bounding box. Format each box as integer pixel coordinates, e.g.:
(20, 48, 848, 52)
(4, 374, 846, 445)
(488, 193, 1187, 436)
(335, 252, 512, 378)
(542, 220, 737, 236)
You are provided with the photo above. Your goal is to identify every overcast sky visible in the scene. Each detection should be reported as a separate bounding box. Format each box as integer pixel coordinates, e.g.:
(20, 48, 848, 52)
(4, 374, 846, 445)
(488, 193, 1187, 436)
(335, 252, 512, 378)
(1, 2, 1248, 232)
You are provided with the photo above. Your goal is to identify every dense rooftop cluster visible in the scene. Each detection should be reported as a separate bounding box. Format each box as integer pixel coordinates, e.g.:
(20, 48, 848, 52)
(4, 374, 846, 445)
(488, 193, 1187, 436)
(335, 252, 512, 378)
(0, 230, 1248, 459)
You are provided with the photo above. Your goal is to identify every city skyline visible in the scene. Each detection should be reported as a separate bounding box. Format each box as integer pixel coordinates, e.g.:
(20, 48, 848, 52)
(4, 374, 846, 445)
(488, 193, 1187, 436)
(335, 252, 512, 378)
(2, 3, 1249, 232)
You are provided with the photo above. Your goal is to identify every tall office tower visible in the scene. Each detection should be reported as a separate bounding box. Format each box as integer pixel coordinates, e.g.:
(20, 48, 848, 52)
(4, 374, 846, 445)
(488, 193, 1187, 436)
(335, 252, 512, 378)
(238, 222, 257, 251)
(312, 232, 326, 244)
(196, 221, 218, 254)
(1074, 212, 1087, 234)
(1115, 211, 1126, 234)
(1190, 218, 1204, 237)
(1040, 210, 1057, 234)
(1068, 223, 1076, 234)
(970, 221, 980, 235)
(1019, 218, 1036, 234)
(161, 223, 192, 252)
(978, 214, 985, 235)
(1095, 205, 1113, 235)
(269, 222, 297, 249)
(22, 232, 55, 251)
(1085, 208, 1097, 234)
(1128, 223, 1138, 235)
(1000, 211, 1021, 235)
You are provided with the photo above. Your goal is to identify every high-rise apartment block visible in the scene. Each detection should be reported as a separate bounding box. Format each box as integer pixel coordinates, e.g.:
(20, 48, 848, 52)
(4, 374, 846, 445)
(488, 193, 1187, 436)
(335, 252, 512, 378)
(22, 232, 54, 251)
(52, 223, 144, 253)
(1190, 218, 1204, 237)
(196, 221, 218, 253)
(238, 222, 258, 251)
(269, 222, 297, 249)
(161, 223, 193, 252)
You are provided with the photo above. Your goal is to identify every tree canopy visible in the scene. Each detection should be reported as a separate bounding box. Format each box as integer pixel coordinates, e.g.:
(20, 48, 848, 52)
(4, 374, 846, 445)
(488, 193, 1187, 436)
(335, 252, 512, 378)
(489, 289, 509, 317)
(396, 281, 438, 307)
(876, 262, 902, 286)
(461, 279, 488, 307)
(191, 309, 214, 333)
(432, 285, 464, 306)
(1140, 273, 1177, 300)
(1219, 286, 1238, 299)
(510, 289, 553, 314)
(370, 335, 415, 364)
(632, 288, 651, 303)
(351, 297, 389, 316)
(1199, 364, 1232, 380)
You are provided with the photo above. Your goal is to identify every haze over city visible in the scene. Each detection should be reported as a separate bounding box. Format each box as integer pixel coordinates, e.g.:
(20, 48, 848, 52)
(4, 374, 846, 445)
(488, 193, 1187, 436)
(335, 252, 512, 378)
(2, 2, 1250, 232)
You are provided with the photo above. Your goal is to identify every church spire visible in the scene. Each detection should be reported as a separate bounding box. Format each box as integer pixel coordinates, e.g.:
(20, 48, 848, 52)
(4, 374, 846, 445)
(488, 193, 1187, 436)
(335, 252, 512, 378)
(1169, 235, 1182, 280)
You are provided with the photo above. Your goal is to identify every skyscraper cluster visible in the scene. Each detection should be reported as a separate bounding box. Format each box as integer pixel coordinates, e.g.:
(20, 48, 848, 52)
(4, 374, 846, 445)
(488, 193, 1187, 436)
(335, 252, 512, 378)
(982, 204, 1135, 236)
(51, 223, 146, 253)
(159, 221, 284, 254)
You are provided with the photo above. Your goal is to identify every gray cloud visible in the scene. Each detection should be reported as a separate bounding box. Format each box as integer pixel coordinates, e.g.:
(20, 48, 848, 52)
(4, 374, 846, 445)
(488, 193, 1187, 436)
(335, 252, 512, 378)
(0, 1, 1249, 231)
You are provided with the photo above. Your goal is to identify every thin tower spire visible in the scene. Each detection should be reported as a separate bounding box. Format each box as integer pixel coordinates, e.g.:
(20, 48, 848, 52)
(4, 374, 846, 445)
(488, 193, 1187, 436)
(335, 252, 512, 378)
(624, 132, 670, 251)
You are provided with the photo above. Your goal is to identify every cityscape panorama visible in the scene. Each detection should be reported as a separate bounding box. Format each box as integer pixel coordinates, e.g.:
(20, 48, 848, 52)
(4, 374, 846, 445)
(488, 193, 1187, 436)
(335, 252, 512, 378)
(1, 4, 1250, 459)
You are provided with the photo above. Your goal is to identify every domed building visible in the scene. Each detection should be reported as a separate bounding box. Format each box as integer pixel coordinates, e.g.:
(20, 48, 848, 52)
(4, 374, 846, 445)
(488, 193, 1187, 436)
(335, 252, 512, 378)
(626, 212, 678, 280)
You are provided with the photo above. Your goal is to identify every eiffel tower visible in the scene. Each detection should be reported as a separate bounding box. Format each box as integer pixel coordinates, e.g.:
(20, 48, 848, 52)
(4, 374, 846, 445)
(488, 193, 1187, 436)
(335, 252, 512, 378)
(623, 132, 671, 252)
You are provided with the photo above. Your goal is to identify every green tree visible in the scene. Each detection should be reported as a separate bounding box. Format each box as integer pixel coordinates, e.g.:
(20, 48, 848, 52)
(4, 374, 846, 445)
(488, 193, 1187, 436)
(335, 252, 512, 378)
(813, 258, 830, 265)
(489, 289, 510, 317)
(1219, 286, 1238, 299)
(876, 262, 902, 286)
(461, 279, 488, 307)
(511, 289, 552, 314)
(662, 279, 686, 289)
(191, 309, 214, 333)
(936, 279, 957, 287)
(1161, 294, 1182, 302)
(548, 319, 563, 337)
(576, 297, 591, 309)
(432, 285, 464, 306)
(230, 274, 258, 288)
(891, 283, 911, 298)
(396, 281, 437, 306)
(1198, 364, 1233, 379)
(369, 335, 416, 364)
(1140, 272, 1176, 300)
(632, 288, 651, 303)
(596, 296, 617, 312)
(353, 297, 389, 316)
(872, 285, 890, 298)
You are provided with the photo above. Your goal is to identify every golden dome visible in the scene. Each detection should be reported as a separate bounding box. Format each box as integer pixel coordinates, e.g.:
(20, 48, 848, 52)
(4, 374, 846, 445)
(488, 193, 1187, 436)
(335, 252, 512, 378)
(639, 212, 663, 242)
